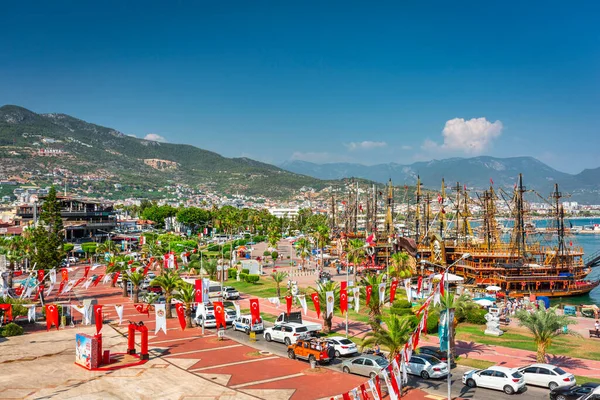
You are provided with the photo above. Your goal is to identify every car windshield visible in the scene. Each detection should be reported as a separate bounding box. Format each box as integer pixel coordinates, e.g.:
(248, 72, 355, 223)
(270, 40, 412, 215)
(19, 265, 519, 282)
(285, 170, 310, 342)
(226, 288, 236, 292)
(206, 315, 215, 320)
(553, 367, 567, 375)
(339, 339, 353, 345)
(511, 371, 523, 378)
(375, 358, 389, 367)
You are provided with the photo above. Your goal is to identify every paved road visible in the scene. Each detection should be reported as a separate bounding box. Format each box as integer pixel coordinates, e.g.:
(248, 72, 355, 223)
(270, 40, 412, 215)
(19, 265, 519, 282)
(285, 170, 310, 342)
(226, 328, 550, 400)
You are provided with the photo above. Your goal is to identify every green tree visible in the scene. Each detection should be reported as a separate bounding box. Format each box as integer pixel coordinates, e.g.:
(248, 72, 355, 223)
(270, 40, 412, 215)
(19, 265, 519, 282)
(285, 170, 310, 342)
(312, 225, 329, 269)
(96, 239, 118, 256)
(359, 273, 387, 329)
(128, 271, 146, 304)
(150, 269, 182, 319)
(346, 238, 365, 281)
(308, 280, 339, 333)
(271, 251, 279, 265)
(30, 187, 65, 274)
(202, 258, 218, 279)
(141, 205, 177, 229)
(516, 306, 578, 362)
(271, 271, 288, 297)
(390, 252, 413, 279)
(294, 237, 312, 269)
(362, 314, 417, 362)
(176, 207, 211, 232)
(174, 282, 196, 328)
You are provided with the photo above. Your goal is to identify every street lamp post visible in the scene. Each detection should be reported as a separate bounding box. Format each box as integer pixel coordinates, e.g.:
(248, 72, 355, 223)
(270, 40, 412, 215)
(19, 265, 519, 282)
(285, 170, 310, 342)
(345, 245, 368, 338)
(420, 253, 471, 400)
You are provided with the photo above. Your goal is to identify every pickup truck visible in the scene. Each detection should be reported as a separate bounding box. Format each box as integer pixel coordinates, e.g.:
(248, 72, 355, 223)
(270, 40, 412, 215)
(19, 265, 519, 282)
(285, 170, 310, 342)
(275, 311, 322, 334)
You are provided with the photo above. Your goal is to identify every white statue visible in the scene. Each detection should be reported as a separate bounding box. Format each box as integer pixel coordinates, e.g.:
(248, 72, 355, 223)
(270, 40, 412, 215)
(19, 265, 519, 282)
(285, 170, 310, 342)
(484, 308, 504, 336)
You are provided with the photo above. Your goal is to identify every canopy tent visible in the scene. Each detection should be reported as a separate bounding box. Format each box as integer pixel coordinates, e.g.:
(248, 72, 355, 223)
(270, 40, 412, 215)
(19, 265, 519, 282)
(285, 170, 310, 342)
(433, 273, 464, 283)
(486, 285, 502, 291)
(475, 299, 494, 307)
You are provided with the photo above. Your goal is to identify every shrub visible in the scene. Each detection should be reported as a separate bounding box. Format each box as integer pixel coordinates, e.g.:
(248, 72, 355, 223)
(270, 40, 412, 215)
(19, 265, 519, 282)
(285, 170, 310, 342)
(0, 323, 24, 337)
(190, 254, 199, 262)
(2, 298, 31, 317)
(263, 250, 271, 257)
(465, 308, 488, 325)
(228, 268, 237, 279)
(207, 244, 221, 252)
(271, 251, 279, 260)
(427, 309, 440, 333)
(241, 268, 250, 274)
(245, 274, 260, 284)
(239, 272, 248, 281)
(63, 243, 75, 252)
(222, 244, 232, 254)
(254, 235, 266, 243)
(390, 300, 414, 316)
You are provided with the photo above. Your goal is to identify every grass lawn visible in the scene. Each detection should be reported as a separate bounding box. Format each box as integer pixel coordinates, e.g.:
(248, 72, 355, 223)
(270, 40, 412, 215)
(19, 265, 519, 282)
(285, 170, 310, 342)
(228, 279, 279, 299)
(456, 323, 600, 362)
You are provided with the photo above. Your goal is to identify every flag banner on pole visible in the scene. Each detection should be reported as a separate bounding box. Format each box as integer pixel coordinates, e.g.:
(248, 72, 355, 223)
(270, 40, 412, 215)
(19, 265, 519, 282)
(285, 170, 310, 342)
(27, 305, 36, 322)
(249, 298, 261, 325)
(72, 277, 86, 289)
(359, 384, 369, 400)
(326, 291, 334, 318)
(390, 279, 398, 303)
(194, 280, 202, 304)
(115, 304, 124, 324)
(378, 283, 386, 305)
(365, 285, 372, 305)
(368, 378, 381, 400)
(61, 268, 69, 281)
(285, 295, 292, 316)
(233, 302, 240, 318)
(403, 278, 412, 301)
(417, 276, 423, 295)
(392, 358, 403, 395)
(112, 272, 121, 286)
(58, 280, 66, 295)
(45, 304, 59, 331)
(92, 275, 104, 287)
(439, 273, 445, 296)
(340, 281, 347, 291)
(381, 369, 399, 400)
(83, 277, 94, 290)
(202, 278, 210, 303)
(342, 393, 351, 400)
(94, 305, 103, 334)
(339, 288, 347, 315)
(310, 292, 321, 319)
(83, 266, 90, 278)
(37, 269, 45, 283)
(352, 287, 360, 313)
(49, 269, 57, 284)
(213, 301, 226, 329)
(175, 303, 186, 331)
(154, 304, 167, 334)
(134, 304, 150, 316)
(196, 302, 205, 319)
(297, 295, 308, 315)
(45, 283, 55, 297)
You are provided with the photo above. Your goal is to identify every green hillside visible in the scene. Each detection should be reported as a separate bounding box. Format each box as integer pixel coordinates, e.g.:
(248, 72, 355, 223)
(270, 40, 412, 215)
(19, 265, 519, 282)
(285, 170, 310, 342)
(0, 105, 336, 198)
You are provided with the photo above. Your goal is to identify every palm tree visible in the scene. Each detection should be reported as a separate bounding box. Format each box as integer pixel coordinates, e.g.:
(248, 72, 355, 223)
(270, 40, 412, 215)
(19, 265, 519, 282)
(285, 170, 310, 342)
(141, 241, 161, 258)
(202, 258, 218, 280)
(128, 271, 146, 304)
(516, 306, 578, 362)
(150, 270, 182, 318)
(308, 280, 339, 333)
(362, 314, 417, 361)
(105, 256, 129, 293)
(294, 237, 312, 269)
(97, 239, 118, 256)
(174, 282, 195, 328)
(271, 271, 288, 297)
(390, 252, 412, 279)
(359, 273, 386, 329)
(312, 225, 329, 270)
(437, 292, 479, 361)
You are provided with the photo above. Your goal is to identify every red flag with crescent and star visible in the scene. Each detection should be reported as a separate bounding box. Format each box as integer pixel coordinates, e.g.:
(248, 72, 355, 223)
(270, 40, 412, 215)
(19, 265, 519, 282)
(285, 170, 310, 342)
(45, 304, 59, 331)
(285, 295, 292, 316)
(175, 303, 186, 331)
(83, 266, 90, 278)
(340, 288, 348, 315)
(134, 304, 150, 316)
(92, 274, 104, 287)
(360, 384, 369, 400)
(390, 279, 399, 303)
(61, 268, 69, 281)
(37, 269, 45, 283)
(365, 285, 373, 305)
(112, 271, 120, 286)
(310, 293, 321, 319)
(417, 276, 423, 294)
(213, 301, 226, 329)
(194, 280, 202, 304)
(249, 298, 260, 325)
(93, 305, 103, 334)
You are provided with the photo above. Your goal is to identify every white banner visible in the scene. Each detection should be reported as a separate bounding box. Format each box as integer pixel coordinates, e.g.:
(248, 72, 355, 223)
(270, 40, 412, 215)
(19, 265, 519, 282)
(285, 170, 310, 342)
(392, 358, 403, 393)
(71, 305, 91, 325)
(433, 285, 440, 306)
(27, 305, 36, 322)
(202, 278, 210, 303)
(91, 264, 101, 271)
(62, 280, 75, 294)
(352, 287, 360, 313)
(404, 278, 412, 301)
(401, 353, 408, 385)
(381, 369, 398, 400)
(196, 302, 205, 319)
(24, 285, 35, 298)
(368, 379, 380, 400)
(326, 291, 334, 318)
(268, 297, 281, 308)
(83, 277, 94, 290)
(155, 304, 167, 334)
(102, 274, 112, 284)
(114, 304, 124, 325)
(45, 283, 55, 297)
(378, 283, 386, 305)
(297, 295, 307, 316)
(49, 269, 57, 284)
(233, 302, 240, 318)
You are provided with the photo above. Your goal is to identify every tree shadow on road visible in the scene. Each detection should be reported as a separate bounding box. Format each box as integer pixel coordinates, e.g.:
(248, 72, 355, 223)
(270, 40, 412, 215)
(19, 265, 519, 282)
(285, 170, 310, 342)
(526, 353, 589, 370)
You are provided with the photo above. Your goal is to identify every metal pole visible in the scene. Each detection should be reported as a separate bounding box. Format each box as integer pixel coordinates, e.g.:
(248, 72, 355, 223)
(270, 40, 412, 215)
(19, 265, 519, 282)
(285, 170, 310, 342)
(345, 250, 349, 338)
(446, 267, 451, 400)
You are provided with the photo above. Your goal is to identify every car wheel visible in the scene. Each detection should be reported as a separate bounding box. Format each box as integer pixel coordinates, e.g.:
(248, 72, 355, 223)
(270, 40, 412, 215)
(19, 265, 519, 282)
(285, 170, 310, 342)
(245, 328, 250, 335)
(503, 385, 514, 395)
(466, 379, 476, 388)
(288, 350, 296, 360)
(549, 382, 559, 390)
(369, 372, 376, 379)
(420, 371, 430, 379)
(556, 396, 566, 400)
(308, 355, 316, 363)
(284, 337, 291, 346)
(335, 350, 341, 358)
(343, 366, 350, 374)
(265, 334, 272, 342)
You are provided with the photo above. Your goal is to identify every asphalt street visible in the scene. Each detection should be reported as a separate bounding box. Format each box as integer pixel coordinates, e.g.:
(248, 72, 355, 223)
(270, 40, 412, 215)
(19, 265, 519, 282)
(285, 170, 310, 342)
(224, 327, 551, 400)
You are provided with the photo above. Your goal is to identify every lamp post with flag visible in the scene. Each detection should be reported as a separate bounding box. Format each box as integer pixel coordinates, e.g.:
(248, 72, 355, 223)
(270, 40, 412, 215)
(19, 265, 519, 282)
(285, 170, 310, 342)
(420, 252, 471, 400)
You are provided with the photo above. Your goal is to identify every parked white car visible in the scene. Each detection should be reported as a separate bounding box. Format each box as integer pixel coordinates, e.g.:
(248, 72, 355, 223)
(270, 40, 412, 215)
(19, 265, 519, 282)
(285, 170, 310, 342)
(406, 354, 449, 379)
(194, 314, 217, 328)
(264, 323, 309, 345)
(517, 363, 575, 390)
(225, 308, 237, 325)
(232, 315, 264, 334)
(462, 366, 526, 395)
(325, 336, 358, 357)
(222, 286, 240, 300)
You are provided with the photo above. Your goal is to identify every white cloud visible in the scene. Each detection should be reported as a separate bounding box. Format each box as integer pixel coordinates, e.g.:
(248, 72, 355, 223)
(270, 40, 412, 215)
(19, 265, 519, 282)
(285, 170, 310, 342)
(345, 141, 387, 151)
(291, 151, 351, 163)
(144, 133, 167, 142)
(423, 117, 503, 155)
(401, 145, 413, 150)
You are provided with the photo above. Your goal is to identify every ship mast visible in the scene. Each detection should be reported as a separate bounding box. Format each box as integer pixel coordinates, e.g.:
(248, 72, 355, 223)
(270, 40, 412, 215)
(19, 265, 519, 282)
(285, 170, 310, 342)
(439, 178, 445, 238)
(552, 183, 566, 263)
(424, 193, 431, 239)
(384, 179, 394, 237)
(512, 173, 527, 259)
(454, 182, 461, 241)
(415, 176, 421, 243)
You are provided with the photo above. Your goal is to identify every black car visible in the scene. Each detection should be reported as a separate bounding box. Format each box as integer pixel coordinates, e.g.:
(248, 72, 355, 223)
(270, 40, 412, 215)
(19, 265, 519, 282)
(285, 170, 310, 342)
(417, 346, 457, 369)
(549, 383, 599, 400)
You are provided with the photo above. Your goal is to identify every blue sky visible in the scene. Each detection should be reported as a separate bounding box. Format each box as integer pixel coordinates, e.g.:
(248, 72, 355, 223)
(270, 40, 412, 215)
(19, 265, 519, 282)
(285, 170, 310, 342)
(1, 1, 598, 173)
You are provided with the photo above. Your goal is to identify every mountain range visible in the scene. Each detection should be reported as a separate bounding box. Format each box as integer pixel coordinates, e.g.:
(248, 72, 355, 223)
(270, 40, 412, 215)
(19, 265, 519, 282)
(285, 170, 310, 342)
(0, 105, 341, 198)
(280, 158, 600, 203)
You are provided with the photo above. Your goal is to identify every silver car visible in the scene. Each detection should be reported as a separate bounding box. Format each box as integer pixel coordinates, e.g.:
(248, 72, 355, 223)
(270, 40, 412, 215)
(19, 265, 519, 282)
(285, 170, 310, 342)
(341, 355, 389, 379)
(406, 354, 448, 379)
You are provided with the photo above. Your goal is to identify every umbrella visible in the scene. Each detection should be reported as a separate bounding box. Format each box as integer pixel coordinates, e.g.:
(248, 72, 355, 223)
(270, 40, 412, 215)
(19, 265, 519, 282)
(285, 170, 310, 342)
(433, 273, 464, 283)
(475, 299, 494, 307)
(486, 285, 502, 291)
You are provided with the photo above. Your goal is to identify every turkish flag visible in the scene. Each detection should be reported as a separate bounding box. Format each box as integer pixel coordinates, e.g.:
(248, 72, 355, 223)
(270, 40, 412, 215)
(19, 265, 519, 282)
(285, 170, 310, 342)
(375, 376, 383, 400)
(310, 293, 321, 319)
(112, 271, 121, 286)
(342, 393, 351, 400)
(14, 287, 23, 296)
(83, 266, 90, 278)
(45, 304, 59, 331)
(390, 279, 398, 303)
(34, 285, 44, 301)
(340, 281, 347, 291)
(143, 263, 150, 276)
(194, 280, 202, 304)
(72, 277, 86, 288)
(175, 303, 186, 331)
(439, 273, 445, 296)
(58, 280, 66, 295)
(135, 304, 150, 316)
(360, 384, 369, 400)
(249, 298, 260, 325)
(92, 275, 104, 287)
(340, 288, 348, 315)
(365, 285, 372, 305)
(417, 276, 423, 294)
(37, 269, 45, 283)
(213, 301, 226, 329)
(285, 295, 292, 316)
(93, 305, 103, 334)
(61, 268, 69, 281)
(387, 365, 401, 398)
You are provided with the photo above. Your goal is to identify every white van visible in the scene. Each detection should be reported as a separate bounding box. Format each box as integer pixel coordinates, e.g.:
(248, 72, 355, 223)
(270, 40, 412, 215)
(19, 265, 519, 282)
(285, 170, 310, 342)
(232, 314, 264, 334)
(208, 283, 222, 299)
